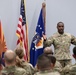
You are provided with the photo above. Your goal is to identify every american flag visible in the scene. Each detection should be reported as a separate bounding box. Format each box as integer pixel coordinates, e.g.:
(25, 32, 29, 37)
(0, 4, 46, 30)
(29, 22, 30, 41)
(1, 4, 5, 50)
(16, 0, 28, 61)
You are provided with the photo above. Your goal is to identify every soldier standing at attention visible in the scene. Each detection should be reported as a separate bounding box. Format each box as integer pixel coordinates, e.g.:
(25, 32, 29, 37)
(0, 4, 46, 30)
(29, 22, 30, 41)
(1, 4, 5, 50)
(43, 22, 76, 67)
(1, 50, 27, 75)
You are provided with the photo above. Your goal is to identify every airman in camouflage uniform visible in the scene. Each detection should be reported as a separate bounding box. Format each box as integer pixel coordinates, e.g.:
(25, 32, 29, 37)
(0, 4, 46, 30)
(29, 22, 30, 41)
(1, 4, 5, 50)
(61, 64, 76, 75)
(61, 46, 76, 75)
(34, 54, 61, 75)
(1, 50, 27, 75)
(1, 66, 27, 75)
(15, 46, 35, 75)
(34, 70, 61, 75)
(16, 58, 35, 75)
(43, 22, 76, 67)
(43, 47, 62, 72)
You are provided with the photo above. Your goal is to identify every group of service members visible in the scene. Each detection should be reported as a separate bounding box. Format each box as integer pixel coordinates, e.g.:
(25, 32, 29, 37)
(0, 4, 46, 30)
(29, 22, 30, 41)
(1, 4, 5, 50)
(0, 46, 76, 75)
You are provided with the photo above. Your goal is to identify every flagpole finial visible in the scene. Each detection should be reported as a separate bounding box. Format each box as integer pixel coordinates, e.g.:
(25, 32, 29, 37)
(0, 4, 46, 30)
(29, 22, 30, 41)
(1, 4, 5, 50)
(42, 2, 46, 8)
(42, 1, 46, 34)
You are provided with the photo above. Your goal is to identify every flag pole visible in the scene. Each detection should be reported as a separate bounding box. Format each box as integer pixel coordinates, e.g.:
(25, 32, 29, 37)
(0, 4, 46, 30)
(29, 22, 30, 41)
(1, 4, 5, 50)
(24, 0, 29, 62)
(42, 2, 46, 34)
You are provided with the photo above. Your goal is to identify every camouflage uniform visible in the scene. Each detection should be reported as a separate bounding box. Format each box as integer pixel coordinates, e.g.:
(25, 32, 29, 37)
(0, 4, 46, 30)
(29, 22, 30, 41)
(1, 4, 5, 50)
(44, 32, 76, 67)
(1, 66, 27, 75)
(34, 69, 60, 75)
(34, 61, 62, 73)
(17, 60, 35, 75)
(61, 63, 76, 75)
(53, 61, 62, 72)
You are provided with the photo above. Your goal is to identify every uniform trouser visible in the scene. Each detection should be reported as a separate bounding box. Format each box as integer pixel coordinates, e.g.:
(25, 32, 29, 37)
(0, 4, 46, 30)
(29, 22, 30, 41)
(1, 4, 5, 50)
(58, 59, 71, 68)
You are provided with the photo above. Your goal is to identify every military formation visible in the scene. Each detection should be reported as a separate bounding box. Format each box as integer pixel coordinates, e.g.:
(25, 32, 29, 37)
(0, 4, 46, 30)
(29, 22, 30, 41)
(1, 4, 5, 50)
(0, 21, 76, 75)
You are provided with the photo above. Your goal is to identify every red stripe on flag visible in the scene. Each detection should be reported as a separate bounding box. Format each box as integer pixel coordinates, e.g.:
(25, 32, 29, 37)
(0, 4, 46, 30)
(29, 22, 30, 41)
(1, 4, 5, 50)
(19, 17, 22, 22)
(16, 30, 21, 36)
